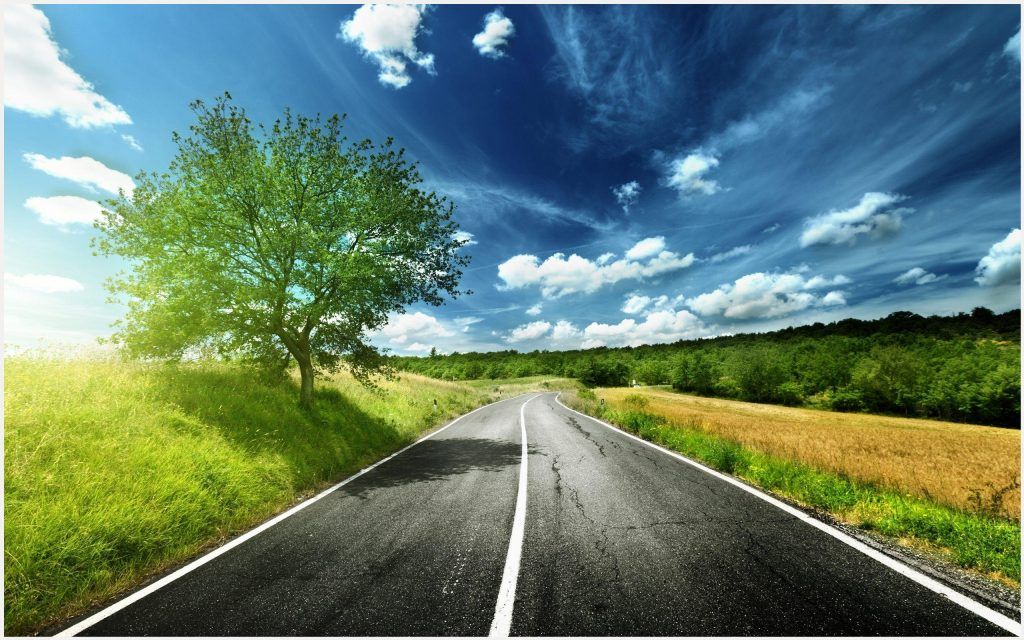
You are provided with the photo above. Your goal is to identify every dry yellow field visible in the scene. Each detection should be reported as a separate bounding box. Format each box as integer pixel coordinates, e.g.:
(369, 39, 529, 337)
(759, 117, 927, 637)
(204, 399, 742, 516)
(598, 387, 1022, 520)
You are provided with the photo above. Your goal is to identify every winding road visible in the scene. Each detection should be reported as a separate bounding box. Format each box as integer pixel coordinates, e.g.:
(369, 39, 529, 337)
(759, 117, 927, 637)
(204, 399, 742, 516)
(60, 392, 1019, 636)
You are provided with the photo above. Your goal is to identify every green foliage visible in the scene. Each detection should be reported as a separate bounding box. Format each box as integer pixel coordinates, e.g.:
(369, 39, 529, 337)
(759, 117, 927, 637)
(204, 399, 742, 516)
(670, 351, 718, 395)
(562, 392, 1021, 582)
(393, 309, 1021, 427)
(95, 94, 467, 407)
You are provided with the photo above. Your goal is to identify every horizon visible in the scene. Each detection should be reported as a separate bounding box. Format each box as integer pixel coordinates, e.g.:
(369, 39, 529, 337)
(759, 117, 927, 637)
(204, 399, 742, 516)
(4, 4, 1021, 355)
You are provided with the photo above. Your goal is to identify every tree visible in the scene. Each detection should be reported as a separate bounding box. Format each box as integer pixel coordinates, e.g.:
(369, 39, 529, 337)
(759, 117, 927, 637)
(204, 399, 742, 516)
(96, 94, 469, 408)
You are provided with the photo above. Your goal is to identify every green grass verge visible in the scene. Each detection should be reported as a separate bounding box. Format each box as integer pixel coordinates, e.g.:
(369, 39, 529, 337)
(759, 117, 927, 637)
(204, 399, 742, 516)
(4, 356, 567, 635)
(562, 390, 1021, 585)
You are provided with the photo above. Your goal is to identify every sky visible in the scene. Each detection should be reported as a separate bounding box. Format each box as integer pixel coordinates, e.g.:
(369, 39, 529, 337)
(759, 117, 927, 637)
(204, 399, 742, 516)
(3, 4, 1021, 355)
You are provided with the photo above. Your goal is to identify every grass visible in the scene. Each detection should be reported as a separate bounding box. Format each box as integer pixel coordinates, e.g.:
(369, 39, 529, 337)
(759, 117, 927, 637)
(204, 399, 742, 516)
(563, 388, 1021, 585)
(3, 355, 567, 635)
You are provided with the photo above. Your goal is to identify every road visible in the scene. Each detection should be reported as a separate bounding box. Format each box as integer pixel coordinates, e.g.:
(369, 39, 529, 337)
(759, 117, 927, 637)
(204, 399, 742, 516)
(62, 392, 1018, 636)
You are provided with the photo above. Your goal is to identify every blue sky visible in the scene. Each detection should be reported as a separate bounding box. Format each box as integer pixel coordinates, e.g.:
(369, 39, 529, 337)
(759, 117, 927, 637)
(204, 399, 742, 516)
(4, 4, 1021, 354)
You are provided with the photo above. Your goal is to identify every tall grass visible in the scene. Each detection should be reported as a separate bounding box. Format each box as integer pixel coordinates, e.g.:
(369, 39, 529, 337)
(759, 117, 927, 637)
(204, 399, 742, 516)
(4, 356, 520, 635)
(563, 390, 1021, 585)
(601, 387, 1022, 519)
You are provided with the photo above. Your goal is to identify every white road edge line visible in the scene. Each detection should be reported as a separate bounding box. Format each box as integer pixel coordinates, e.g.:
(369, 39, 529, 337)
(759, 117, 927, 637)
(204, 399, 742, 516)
(553, 393, 1023, 636)
(58, 392, 535, 638)
(489, 393, 537, 637)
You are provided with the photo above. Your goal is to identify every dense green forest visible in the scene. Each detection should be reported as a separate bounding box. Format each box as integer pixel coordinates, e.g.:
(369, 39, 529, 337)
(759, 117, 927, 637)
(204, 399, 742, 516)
(392, 308, 1022, 427)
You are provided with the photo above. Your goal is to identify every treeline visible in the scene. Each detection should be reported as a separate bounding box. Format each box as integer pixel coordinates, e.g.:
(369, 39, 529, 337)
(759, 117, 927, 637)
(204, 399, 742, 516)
(392, 309, 1022, 427)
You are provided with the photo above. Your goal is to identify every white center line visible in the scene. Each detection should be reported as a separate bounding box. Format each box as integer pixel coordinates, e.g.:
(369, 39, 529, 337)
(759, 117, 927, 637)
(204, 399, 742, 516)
(489, 393, 537, 637)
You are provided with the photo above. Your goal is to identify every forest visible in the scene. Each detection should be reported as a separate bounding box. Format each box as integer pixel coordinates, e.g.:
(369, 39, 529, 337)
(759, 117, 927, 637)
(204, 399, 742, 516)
(391, 308, 1022, 427)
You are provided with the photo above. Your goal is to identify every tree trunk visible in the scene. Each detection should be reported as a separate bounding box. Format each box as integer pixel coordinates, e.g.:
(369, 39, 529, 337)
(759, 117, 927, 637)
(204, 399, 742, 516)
(297, 355, 315, 410)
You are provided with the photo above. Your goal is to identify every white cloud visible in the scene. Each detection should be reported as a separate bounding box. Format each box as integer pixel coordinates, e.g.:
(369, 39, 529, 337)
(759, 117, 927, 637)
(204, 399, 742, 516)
(894, 267, 946, 286)
(666, 152, 720, 196)
(453, 316, 482, 333)
(708, 245, 752, 263)
(820, 291, 847, 306)
(473, 10, 515, 59)
(405, 342, 432, 353)
(454, 230, 477, 246)
(620, 292, 682, 315)
(3, 4, 131, 128)
(525, 303, 543, 316)
(340, 4, 435, 89)
(974, 228, 1021, 287)
(686, 270, 850, 320)
(582, 309, 712, 348)
(24, 196, 104, 226)
(506, 308, 711, 349)
(800, 192, 909, 247)
(5, 273, 84, 294)
(497, 237, 695, 298)
(611, 180, 641, 213)
(507, 320, 552, 343)
(550, 320, 581, 342)
(1004, 29, 1020, 63)
(370, 311, 454, 345)
(121, 134, 143, 152)
(762, 223, 781, 234)
(24, 153, 135, 197)
(624, 236, 665, 260)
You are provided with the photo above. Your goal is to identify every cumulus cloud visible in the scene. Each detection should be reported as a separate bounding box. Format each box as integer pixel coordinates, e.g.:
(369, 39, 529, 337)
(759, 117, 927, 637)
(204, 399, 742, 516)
(370, 311, 454, 345)
(611, 180, 641, 214)
(666, 152, 720, 196)
(4, 4, 131, 128)
(709, 245, 752, 263)
(497, 237, 695, 298)
(506, 320, 552, 343)
(624, 236, 665, 260)
(24, 196, 104, 226)
(339, 4, 436, 89)
(504, 309, 711, 349)
(473, 10, 515, 59)
(1004, 29, 1020, 63)
(24, 153, 135, 197)
(5, 272, 84, 293)
(894, 267, 946, 286)
(800, 192, 910, 247)
(974, 229, 1021, 287)
(550, 320, 581, 342)
(582, 309, 712, 348)
(686, 270, 850, 320)
(620, 292, 682, 315)
(454, 230, 477, 246)
(525, 303, 543, 316)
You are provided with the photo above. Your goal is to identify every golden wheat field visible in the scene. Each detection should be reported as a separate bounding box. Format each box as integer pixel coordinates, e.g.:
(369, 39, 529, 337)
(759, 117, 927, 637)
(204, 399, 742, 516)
(598, 387, 1022, 520)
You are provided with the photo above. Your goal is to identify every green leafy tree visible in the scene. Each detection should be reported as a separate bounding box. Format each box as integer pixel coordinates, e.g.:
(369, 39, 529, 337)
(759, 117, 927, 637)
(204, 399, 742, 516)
(96, 94, 469, 408)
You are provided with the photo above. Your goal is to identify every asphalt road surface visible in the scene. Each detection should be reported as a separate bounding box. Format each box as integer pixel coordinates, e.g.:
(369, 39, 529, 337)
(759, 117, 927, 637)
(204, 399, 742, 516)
(63, 392, 1017, 636)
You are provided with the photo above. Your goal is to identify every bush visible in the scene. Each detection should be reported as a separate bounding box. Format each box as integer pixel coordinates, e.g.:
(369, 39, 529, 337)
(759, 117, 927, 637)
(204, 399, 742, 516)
(735, 347, 788, 402)
(829, 389, 866, 412)
(775, 381, 805, 406)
